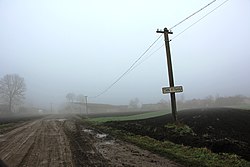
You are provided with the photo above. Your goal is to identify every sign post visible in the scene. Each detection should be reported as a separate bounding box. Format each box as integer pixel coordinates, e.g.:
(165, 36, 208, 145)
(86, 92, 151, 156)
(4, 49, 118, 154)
(157, 28, 183, 122)
(162, 86, 183, 94)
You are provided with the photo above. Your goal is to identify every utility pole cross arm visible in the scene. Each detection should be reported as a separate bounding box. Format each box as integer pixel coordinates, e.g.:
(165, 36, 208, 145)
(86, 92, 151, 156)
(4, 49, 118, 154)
(156, 28, 173, 34)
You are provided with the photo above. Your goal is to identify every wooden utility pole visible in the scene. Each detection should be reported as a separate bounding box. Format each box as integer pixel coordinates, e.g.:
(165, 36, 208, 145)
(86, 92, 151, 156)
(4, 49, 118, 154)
(157, 28, 177, 122)
(85, 96, 88, 117)
(50, 103, 53, 113)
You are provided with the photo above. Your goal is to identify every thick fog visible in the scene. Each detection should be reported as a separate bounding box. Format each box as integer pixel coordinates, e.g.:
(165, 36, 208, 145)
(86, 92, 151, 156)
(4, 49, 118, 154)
(1, 0, 250, 109)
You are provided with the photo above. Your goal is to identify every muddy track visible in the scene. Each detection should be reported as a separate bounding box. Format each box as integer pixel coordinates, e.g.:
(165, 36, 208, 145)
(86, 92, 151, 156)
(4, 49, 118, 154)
(0, 115, 181, 167)
(64, 119, 110, 167)
(0, 117, 73, 167)
(65, 119, 182, 167)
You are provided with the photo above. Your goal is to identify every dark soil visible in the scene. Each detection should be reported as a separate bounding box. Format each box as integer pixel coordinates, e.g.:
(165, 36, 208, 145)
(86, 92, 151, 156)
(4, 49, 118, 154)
(104, 108, 250, 161)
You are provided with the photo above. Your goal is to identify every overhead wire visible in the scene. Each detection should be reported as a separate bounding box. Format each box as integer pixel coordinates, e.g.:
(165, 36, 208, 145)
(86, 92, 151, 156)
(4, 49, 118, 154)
(170, 0, 230, 41)
(170, 0, 217, 30)
(129, 34, 164, 71)
(90, 0, 230, 99)
(90, 34, 162, 98)
(130, 44, 164, 72)
(130, 0, 224, 69)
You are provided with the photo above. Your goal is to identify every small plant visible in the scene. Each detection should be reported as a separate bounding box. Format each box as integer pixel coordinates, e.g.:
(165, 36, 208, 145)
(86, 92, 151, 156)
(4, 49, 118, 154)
(165, 122, 196, 136)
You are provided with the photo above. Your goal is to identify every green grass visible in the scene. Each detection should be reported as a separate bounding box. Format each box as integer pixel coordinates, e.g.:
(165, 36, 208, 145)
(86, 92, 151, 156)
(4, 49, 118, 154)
(165, 122, 196, 136)
(89, 110, 170, 123)
(228, 105, 250, 110)
(0, 123, 14, 129)
(97, 126, 250, 167)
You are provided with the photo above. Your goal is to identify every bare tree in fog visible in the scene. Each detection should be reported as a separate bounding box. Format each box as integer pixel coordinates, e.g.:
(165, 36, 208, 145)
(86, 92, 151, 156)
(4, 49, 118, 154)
(66, 93, 75, 103)
(0, 74, 26, 112)
(129, 98, 141, 109)
(65, 93, 76, 113)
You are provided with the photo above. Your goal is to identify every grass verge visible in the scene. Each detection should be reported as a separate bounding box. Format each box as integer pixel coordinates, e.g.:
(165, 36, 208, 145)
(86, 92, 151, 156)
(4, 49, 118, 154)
(89, 110, 169, 123)
(0, 123, 14, 129)
(94, 124, 250, 167)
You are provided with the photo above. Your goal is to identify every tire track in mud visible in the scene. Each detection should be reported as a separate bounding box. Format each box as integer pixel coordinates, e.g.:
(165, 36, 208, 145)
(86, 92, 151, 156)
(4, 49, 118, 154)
(19, 119, 74, 167)
(0, 119, 41, 166)
(0, 117, 74, 167)
(64, 120, 111, 167)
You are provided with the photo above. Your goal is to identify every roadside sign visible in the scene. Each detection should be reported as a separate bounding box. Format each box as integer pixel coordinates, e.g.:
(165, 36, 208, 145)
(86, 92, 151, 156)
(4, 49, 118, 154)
(162, 86, 183, 94)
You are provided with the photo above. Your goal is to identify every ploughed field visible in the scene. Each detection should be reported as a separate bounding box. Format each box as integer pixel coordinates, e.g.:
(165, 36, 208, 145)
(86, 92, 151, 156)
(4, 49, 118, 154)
(104, 108, 250, 161)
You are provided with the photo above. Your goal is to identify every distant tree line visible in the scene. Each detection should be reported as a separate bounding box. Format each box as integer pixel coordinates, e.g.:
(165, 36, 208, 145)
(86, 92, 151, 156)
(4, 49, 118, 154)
(63, 93, 87, 114)
(177, 95, 250, 109)
(139, 95, 250, 111)
(66, 93, 86, 104)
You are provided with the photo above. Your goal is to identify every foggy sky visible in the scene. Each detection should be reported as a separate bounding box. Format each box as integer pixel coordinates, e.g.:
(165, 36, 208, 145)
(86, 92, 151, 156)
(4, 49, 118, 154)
(1, 0, 250, 109)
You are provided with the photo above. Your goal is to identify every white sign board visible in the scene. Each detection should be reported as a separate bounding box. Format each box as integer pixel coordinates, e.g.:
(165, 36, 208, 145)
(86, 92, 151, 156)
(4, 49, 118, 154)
(162, 86, 183, 94)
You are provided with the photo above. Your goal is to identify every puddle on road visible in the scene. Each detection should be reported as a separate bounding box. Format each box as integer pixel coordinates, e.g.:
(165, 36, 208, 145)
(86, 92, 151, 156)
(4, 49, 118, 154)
(82, 129, 93, 133)
(82, 128, 109, 139)
(57, 119, 67, 122)
(96, 133, 107, 139)
(82, 128, 114, 146)
(102, 140, 115, 145)
(82, 128, 96, 136)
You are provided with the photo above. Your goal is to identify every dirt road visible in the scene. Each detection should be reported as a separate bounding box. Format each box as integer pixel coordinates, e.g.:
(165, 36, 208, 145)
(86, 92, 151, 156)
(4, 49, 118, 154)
(0, 115, 181, 167)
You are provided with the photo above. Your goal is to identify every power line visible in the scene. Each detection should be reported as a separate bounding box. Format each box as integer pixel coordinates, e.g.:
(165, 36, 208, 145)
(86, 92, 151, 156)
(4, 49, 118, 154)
(114, 0, 222, 73)
(89, 0, 230, 99)
(90, 34, 162, 98)
(170, 0, 230, 41)
(170, 0, 217, 30)
(130, 44, 164, 71)
(121, 0, 223, 73)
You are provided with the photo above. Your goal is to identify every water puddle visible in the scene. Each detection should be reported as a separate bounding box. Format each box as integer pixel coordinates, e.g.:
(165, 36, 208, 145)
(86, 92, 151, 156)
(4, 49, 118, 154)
(82, 128, 114, 146)
(96, 133, 107, 139)
(82, 129, 93, 133)
(103, 140, 115, 145)
(57, 119, 67, 122)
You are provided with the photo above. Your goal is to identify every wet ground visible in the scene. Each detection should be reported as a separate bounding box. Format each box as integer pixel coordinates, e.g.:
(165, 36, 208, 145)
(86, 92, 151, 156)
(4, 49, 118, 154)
(0, 115, 181, 167)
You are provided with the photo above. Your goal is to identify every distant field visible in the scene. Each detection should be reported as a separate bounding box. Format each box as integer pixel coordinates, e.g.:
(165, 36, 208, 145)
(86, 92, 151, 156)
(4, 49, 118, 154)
(228, 105, 250, 110)
(88, 105, 250, 123)
(89, 105, 250, 123)
(89, 110, 171, 123)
